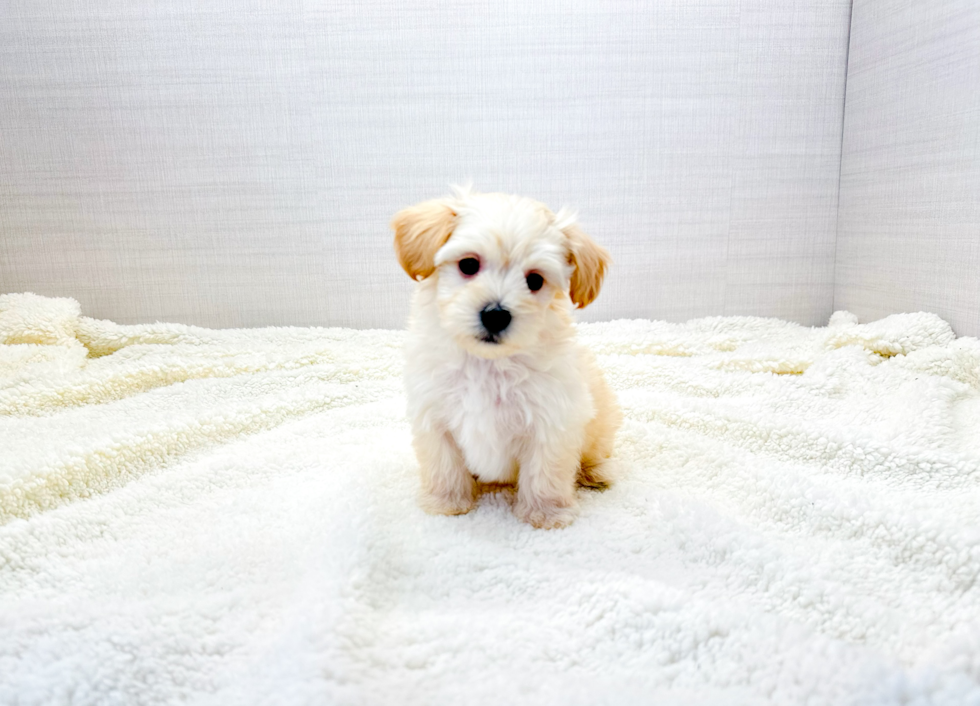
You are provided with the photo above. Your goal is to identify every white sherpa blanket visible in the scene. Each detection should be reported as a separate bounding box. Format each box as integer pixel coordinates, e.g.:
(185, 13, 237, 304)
(1, 292, 979, 706)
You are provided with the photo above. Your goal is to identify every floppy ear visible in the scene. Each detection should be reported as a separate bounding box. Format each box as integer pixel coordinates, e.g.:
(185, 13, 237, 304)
(391, 199, 457, 281)
(563, 223, 611, 308)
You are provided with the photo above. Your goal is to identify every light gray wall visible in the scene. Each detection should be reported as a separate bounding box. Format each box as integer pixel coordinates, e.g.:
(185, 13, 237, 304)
(0, 0, 852, 329)
(835, 0, 980, 337)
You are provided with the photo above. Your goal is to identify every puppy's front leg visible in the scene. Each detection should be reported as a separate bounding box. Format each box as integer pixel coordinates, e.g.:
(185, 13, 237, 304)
(413, 426, 477, 516)
(514, 439, 580, 529)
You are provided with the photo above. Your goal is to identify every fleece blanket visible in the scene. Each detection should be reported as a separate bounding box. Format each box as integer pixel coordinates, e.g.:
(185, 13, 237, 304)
(1, 292, 979, 706)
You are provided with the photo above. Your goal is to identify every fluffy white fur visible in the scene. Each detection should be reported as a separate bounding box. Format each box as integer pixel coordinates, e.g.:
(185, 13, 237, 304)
(2, 293, 980, 704)
(392, 187, 622, 528)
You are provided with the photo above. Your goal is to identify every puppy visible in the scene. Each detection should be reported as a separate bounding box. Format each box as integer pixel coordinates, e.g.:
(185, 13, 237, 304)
(392, 186, 622, 529)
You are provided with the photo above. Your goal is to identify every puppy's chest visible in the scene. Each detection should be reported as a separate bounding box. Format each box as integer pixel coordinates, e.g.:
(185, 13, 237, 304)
(442, 363, 546, 479)
(448, 366, 533, 431)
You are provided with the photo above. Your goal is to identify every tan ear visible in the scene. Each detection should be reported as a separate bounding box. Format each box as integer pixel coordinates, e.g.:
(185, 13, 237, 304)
(564, 223, 611, 308)
(391, 199, 457, 281)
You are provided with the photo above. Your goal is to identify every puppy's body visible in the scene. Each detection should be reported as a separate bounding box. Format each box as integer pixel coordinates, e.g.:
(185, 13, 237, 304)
(394, 188, 621, 528)
(407, 282, 600, 485)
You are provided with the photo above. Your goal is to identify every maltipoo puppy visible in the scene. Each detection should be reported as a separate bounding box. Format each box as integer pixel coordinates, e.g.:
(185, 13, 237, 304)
(392, 186, 622, 529)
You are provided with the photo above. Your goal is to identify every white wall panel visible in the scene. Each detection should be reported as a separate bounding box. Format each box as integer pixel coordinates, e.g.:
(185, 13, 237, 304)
(0, 1, 851, 328)
(835, 0, 980, 337)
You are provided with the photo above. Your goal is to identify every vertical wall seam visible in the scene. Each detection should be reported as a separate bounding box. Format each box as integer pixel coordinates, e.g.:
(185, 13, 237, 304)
(832, 0, 856, 315)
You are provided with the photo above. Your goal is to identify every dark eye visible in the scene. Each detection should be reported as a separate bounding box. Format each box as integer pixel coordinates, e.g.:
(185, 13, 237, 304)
(526, 272, 544, 292)
(459, 258, 480, 276)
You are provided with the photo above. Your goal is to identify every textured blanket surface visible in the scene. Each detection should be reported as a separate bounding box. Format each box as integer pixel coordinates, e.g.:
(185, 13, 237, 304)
(1, 292, 979, 706)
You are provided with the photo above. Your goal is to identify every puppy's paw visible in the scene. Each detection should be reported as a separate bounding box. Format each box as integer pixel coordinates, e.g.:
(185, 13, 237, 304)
(420, 488, 476, 516)
(513, 498, 577, 529)
(577, 459, 615, 489)
(577, 466, 609, 489)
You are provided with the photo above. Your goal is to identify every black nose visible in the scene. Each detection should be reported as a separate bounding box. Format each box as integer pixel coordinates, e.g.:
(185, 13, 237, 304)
(480, 304, 512, 335)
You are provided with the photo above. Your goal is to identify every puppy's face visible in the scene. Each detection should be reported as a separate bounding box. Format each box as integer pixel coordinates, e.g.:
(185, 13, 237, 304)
(393, 189, 609, 359)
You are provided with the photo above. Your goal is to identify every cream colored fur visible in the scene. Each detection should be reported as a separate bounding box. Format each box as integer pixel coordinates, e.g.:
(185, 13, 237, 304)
(392, 186, 622, 528)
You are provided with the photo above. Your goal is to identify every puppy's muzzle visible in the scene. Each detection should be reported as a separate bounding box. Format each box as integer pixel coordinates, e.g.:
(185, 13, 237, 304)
(480, 304, 511, 342)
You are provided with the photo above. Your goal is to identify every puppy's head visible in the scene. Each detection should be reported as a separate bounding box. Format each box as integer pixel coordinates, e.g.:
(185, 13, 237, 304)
(392, 186, 610, 358)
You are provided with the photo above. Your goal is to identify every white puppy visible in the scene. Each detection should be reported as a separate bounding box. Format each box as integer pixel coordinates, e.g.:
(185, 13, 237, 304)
(392, 186, 622, 529)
